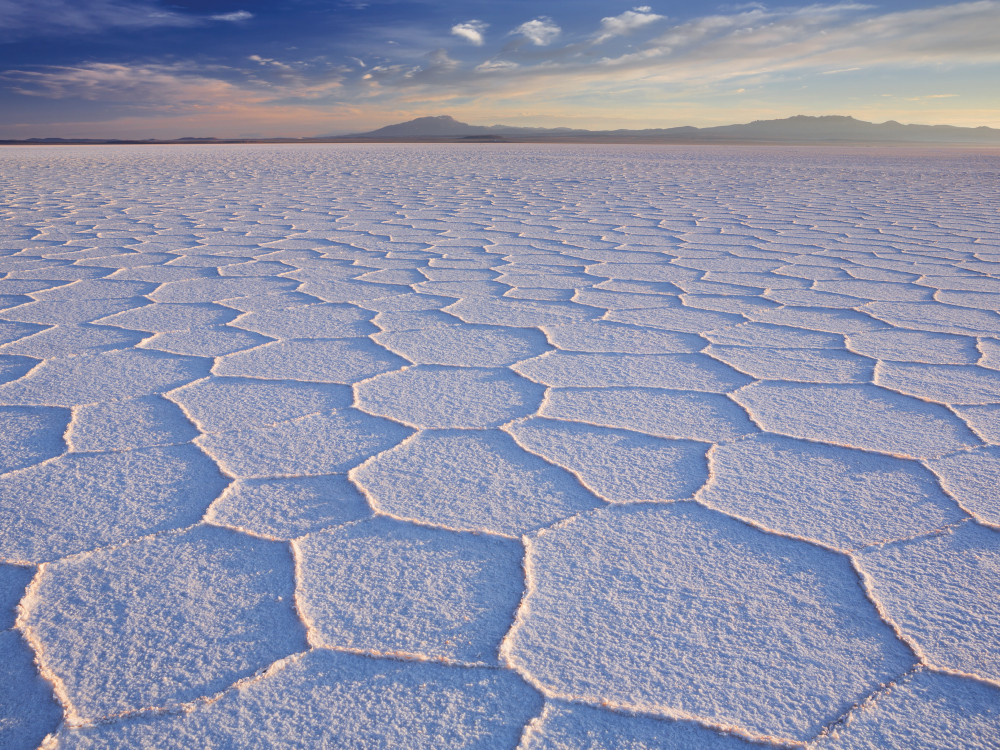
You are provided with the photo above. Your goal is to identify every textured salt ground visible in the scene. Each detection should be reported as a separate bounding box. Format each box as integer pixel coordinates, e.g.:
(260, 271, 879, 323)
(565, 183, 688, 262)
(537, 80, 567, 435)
(1, 143, 999, 749)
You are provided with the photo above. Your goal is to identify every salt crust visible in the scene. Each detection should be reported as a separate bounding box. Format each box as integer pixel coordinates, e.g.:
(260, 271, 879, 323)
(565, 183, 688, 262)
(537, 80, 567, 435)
(0, 144, 997, 748)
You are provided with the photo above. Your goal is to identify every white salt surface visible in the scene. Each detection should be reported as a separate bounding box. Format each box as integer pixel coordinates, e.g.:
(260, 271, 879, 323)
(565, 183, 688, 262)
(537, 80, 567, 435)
(0, 143, 998, 748)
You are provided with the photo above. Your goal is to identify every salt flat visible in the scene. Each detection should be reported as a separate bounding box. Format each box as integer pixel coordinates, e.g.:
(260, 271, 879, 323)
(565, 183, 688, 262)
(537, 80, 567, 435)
(0, 143, 998, 749)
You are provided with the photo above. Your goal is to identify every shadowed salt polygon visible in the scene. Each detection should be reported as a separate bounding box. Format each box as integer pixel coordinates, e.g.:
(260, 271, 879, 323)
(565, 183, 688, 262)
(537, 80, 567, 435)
(169, 376, 352, 431)
(214, 338, 406, 383)
(927, 446, 1000, 526)
(864, 301, 1000, 337)
(734, 382, 980, 458)
(445, 297, 598, 327)
(96, 302, 238, 332)
(607, 305, 743, 333)
(539, 387, 756, 442)
(701, 435, 965, 550)
(747, 306, 887, 334)
(68, 396, 198, 451)
(704, 321, 844, 349)
(0, 563, 33, 629)
(149, 276, 299, 303)
(0, 318, 46, 345)
(812, 670, 1000, 750)
(352, 430, 601, 535)
(705, 344, 873, 383)
(681, 293, 783, 316)
(521, 702, 759, 749)
(845, 330, 980, 364)
(0, 324, 144, 359)
(23, 526, 307, 719)
(208, 475, 371, 539)
(356, 365, 543, 428)
(0, 349, 209, 406)
(543, 321, 702, 354)
(53, 650, 543, 749)
(296, 518, 524, 661)
(813, 279, 933, 302)
(572, 288, 677, 310)
(503, 504, 914, 742)
(855, 522, 1000, 681)
(198, 409, 411, 477)
(515, 351, 751, 391)
(507, 418, 708, 502)
(0, 630, 62, 749)
(875, 362, 1000, 405)
(140, 325, 268, 356)
(372, 308, 461, 331)
(375, 323, 548, 366)
(0, 297, 142, 326)
(0, 405, 67, 472)
(229, 302, 377, 339)
(0, 444, 227, 562)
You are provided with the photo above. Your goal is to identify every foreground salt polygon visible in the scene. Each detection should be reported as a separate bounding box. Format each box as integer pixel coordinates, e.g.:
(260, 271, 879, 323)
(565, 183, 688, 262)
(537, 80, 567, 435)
(1, 143, 998, 749)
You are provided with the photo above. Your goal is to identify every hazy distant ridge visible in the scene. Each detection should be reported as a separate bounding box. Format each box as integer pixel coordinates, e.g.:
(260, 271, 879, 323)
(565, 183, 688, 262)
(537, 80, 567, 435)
(346, 114, 1000, 144)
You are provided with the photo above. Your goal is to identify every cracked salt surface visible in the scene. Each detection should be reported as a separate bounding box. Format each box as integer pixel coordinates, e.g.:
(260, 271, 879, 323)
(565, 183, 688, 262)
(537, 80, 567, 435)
(0, 144, 998, 748)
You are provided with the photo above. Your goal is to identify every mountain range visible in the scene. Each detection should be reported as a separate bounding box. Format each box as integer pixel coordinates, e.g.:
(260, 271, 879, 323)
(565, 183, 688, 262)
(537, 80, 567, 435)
(5, 115, 998, 146)
(342, 114, 1000, 145)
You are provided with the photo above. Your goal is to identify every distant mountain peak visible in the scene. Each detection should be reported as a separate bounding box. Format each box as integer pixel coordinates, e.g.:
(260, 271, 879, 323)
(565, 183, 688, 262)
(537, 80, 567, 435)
(352, 115, 486, 138)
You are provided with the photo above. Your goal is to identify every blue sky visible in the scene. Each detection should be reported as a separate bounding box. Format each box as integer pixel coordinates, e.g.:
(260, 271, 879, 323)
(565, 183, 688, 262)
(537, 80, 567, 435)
(1, 0, 997, 138)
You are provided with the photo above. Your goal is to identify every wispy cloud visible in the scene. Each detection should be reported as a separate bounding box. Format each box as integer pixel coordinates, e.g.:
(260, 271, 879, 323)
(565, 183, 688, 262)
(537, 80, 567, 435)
(0, 61, 347, 108)
(821, 67, 862, 75)
(0, 0, 194, 38)
(1, 63, 249, 106)
(513, 17, 561, 46)
(0, 0, 253, 40)
(210, 10, 253, 22)
(451, 20, 487, 46)
(476, 59, 519, 73)
(248, 55, 293, 72)
(594, 6, 665, 43)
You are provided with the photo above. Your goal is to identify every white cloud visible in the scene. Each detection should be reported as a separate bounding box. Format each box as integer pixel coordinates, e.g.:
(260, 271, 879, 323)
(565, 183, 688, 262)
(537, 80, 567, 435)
(514, 17, 561, 46)
(211, 10, 253, 22)
(248, 54, 293, 71)
(595, 6, 664, 43)
(476, 60, 520, 73)
(451, 20, 487, 46)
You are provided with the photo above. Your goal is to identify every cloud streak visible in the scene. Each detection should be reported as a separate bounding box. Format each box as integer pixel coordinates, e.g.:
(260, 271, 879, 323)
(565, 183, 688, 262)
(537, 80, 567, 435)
(0, 0, 193, 38)
(1, 63, 250, 107)
(211, 10, 253, 22)
(0, 0, 253, 40)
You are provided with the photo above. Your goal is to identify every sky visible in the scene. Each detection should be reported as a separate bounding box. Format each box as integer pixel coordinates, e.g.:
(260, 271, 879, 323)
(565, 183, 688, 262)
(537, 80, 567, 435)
(0, 0, 998, 138)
